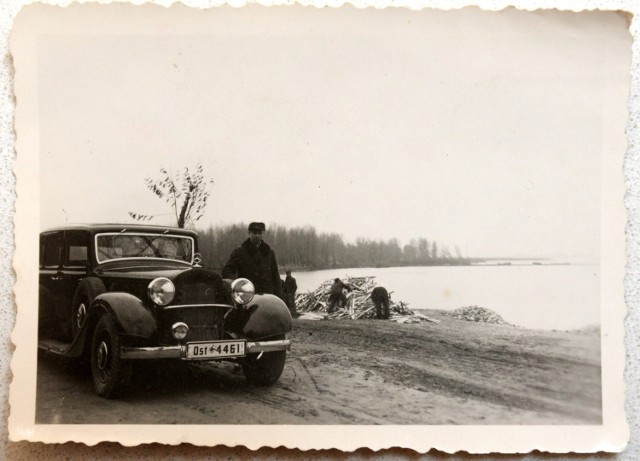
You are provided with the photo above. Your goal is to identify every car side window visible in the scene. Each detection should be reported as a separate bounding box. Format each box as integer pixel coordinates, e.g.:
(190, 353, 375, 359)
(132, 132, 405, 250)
(41, 232, 63, 269)
(64, 231, 90, 269)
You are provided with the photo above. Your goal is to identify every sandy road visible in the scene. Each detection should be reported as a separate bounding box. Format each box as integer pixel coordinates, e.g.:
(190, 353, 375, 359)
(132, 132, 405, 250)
(35, 312, 601, 425)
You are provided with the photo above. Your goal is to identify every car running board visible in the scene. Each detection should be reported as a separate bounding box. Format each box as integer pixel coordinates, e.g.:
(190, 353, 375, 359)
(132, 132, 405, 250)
(38, 339, 73, 356)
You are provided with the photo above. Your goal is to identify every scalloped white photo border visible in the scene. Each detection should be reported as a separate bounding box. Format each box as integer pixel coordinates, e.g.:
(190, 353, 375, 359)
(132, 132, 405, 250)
(2, 0, 638, 455)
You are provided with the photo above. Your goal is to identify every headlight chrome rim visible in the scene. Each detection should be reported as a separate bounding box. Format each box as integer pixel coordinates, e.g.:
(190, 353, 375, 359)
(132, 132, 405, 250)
(148, 277, 176, 306)
(230, 278, 255, 305)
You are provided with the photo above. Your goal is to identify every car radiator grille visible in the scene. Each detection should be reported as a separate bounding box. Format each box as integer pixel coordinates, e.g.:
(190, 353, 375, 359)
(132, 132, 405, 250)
(172, 268, 223, 305)
(161, 306, 226, 344)
(178, 283, 216, 304)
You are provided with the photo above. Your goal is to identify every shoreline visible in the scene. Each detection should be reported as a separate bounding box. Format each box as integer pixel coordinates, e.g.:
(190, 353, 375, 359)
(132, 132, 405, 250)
(275, 260, 589, 274)
(415, 308, 602, 335)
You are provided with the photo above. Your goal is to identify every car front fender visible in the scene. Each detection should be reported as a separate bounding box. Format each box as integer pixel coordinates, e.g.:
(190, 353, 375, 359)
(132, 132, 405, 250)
(91, 292, 157, 340)
(64, 292, 157, 358)
(241, 294, 293, 340)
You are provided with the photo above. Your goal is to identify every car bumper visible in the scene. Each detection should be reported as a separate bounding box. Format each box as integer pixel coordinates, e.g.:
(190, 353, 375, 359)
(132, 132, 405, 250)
(120, 339, 291, 360)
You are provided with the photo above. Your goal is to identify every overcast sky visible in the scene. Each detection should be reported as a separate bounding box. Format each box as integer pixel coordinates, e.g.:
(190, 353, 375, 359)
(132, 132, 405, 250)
(37, 5, 630, 259)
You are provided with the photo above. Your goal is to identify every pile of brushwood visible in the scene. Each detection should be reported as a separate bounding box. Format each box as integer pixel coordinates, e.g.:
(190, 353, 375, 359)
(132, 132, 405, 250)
(295, 276, 438, 324)
(452, 306, 507, 324)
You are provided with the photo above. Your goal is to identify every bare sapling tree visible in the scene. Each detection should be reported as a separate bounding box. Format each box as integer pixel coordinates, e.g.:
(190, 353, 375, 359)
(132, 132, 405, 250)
(129, 164, 214, 229)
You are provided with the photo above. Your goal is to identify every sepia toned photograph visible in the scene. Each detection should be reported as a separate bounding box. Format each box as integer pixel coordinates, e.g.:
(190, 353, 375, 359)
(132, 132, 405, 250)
(8, 1, 630, 452)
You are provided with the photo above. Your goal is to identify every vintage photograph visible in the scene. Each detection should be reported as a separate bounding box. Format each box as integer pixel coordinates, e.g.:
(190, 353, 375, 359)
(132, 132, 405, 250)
(9, 2, 630, 452)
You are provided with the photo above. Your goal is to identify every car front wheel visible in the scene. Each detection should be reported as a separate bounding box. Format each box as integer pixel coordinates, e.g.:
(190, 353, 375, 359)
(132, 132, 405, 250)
(91, 313, 131, 398)
(241, 334, 286, 386)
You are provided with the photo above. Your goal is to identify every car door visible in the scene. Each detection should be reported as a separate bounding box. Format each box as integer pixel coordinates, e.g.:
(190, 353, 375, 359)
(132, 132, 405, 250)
(61, 230, 91, 317)
(39, 231, 66, 336)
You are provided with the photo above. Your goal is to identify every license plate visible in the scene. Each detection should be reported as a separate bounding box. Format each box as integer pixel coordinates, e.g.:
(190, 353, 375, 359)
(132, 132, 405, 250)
(186, 340, 245, 359)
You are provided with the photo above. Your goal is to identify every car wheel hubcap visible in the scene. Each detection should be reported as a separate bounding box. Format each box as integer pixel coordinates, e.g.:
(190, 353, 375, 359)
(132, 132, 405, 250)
(97, 341, 110, 381)
(76, 303, 87, 329)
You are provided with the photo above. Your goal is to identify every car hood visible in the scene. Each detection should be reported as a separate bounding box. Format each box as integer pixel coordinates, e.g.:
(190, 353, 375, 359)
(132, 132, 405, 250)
(95, 263, 226, 305)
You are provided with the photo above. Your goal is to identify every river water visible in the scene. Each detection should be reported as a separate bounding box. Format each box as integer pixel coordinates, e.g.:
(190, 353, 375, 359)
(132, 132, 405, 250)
(292, 264, 600, 331)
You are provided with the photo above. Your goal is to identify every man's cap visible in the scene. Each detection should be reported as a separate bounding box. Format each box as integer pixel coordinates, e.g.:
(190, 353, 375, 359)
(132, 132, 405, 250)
(248, 222, 266, 232)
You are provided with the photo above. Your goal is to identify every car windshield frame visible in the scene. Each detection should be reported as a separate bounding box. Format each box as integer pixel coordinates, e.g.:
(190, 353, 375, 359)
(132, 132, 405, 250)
(94, 232, 195, 265)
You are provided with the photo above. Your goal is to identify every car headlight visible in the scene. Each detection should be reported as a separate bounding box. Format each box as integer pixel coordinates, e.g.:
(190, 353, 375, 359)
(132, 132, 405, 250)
(148, 277, 175, 306)
(230, 278, 255, 305)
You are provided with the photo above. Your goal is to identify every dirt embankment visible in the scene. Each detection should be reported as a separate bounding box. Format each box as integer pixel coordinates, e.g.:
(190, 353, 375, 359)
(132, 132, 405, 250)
(36, 310, 601, 425)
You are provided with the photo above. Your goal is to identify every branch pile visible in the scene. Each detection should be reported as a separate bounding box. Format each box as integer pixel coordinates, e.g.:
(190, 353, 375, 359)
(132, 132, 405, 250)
(295, 276, 438, 324)
(452, 306, 507, 324)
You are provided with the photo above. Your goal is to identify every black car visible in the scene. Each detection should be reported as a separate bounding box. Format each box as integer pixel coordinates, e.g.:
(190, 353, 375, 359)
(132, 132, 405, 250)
(38, 224, 292, 398)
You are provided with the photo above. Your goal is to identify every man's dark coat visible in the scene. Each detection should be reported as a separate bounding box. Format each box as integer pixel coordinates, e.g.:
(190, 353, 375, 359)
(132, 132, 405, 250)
(371, 286, 389, 304)
(284, 275, 297, 296)
(222, 239, 283, 298)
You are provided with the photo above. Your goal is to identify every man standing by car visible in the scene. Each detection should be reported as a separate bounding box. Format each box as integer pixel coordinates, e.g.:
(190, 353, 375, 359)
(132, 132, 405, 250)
(283, 269, 299, 318)
(222, 222, 283, 299)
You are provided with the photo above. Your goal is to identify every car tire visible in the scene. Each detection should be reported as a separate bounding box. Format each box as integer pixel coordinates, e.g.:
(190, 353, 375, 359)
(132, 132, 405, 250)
(91, 313, 131, 398)
(71, 277, 106, 340)
(241, 334, 286, 386)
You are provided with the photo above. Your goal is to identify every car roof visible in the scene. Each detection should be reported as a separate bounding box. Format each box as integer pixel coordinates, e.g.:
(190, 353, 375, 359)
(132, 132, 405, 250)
(41, 223, 199, 237)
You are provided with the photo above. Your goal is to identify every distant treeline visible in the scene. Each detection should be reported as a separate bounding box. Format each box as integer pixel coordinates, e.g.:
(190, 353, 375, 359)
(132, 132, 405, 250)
(197, 223, 471, 271)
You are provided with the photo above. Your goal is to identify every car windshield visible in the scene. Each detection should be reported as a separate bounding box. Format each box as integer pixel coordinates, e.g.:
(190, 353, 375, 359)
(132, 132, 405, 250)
(95, 233, 193, 264)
